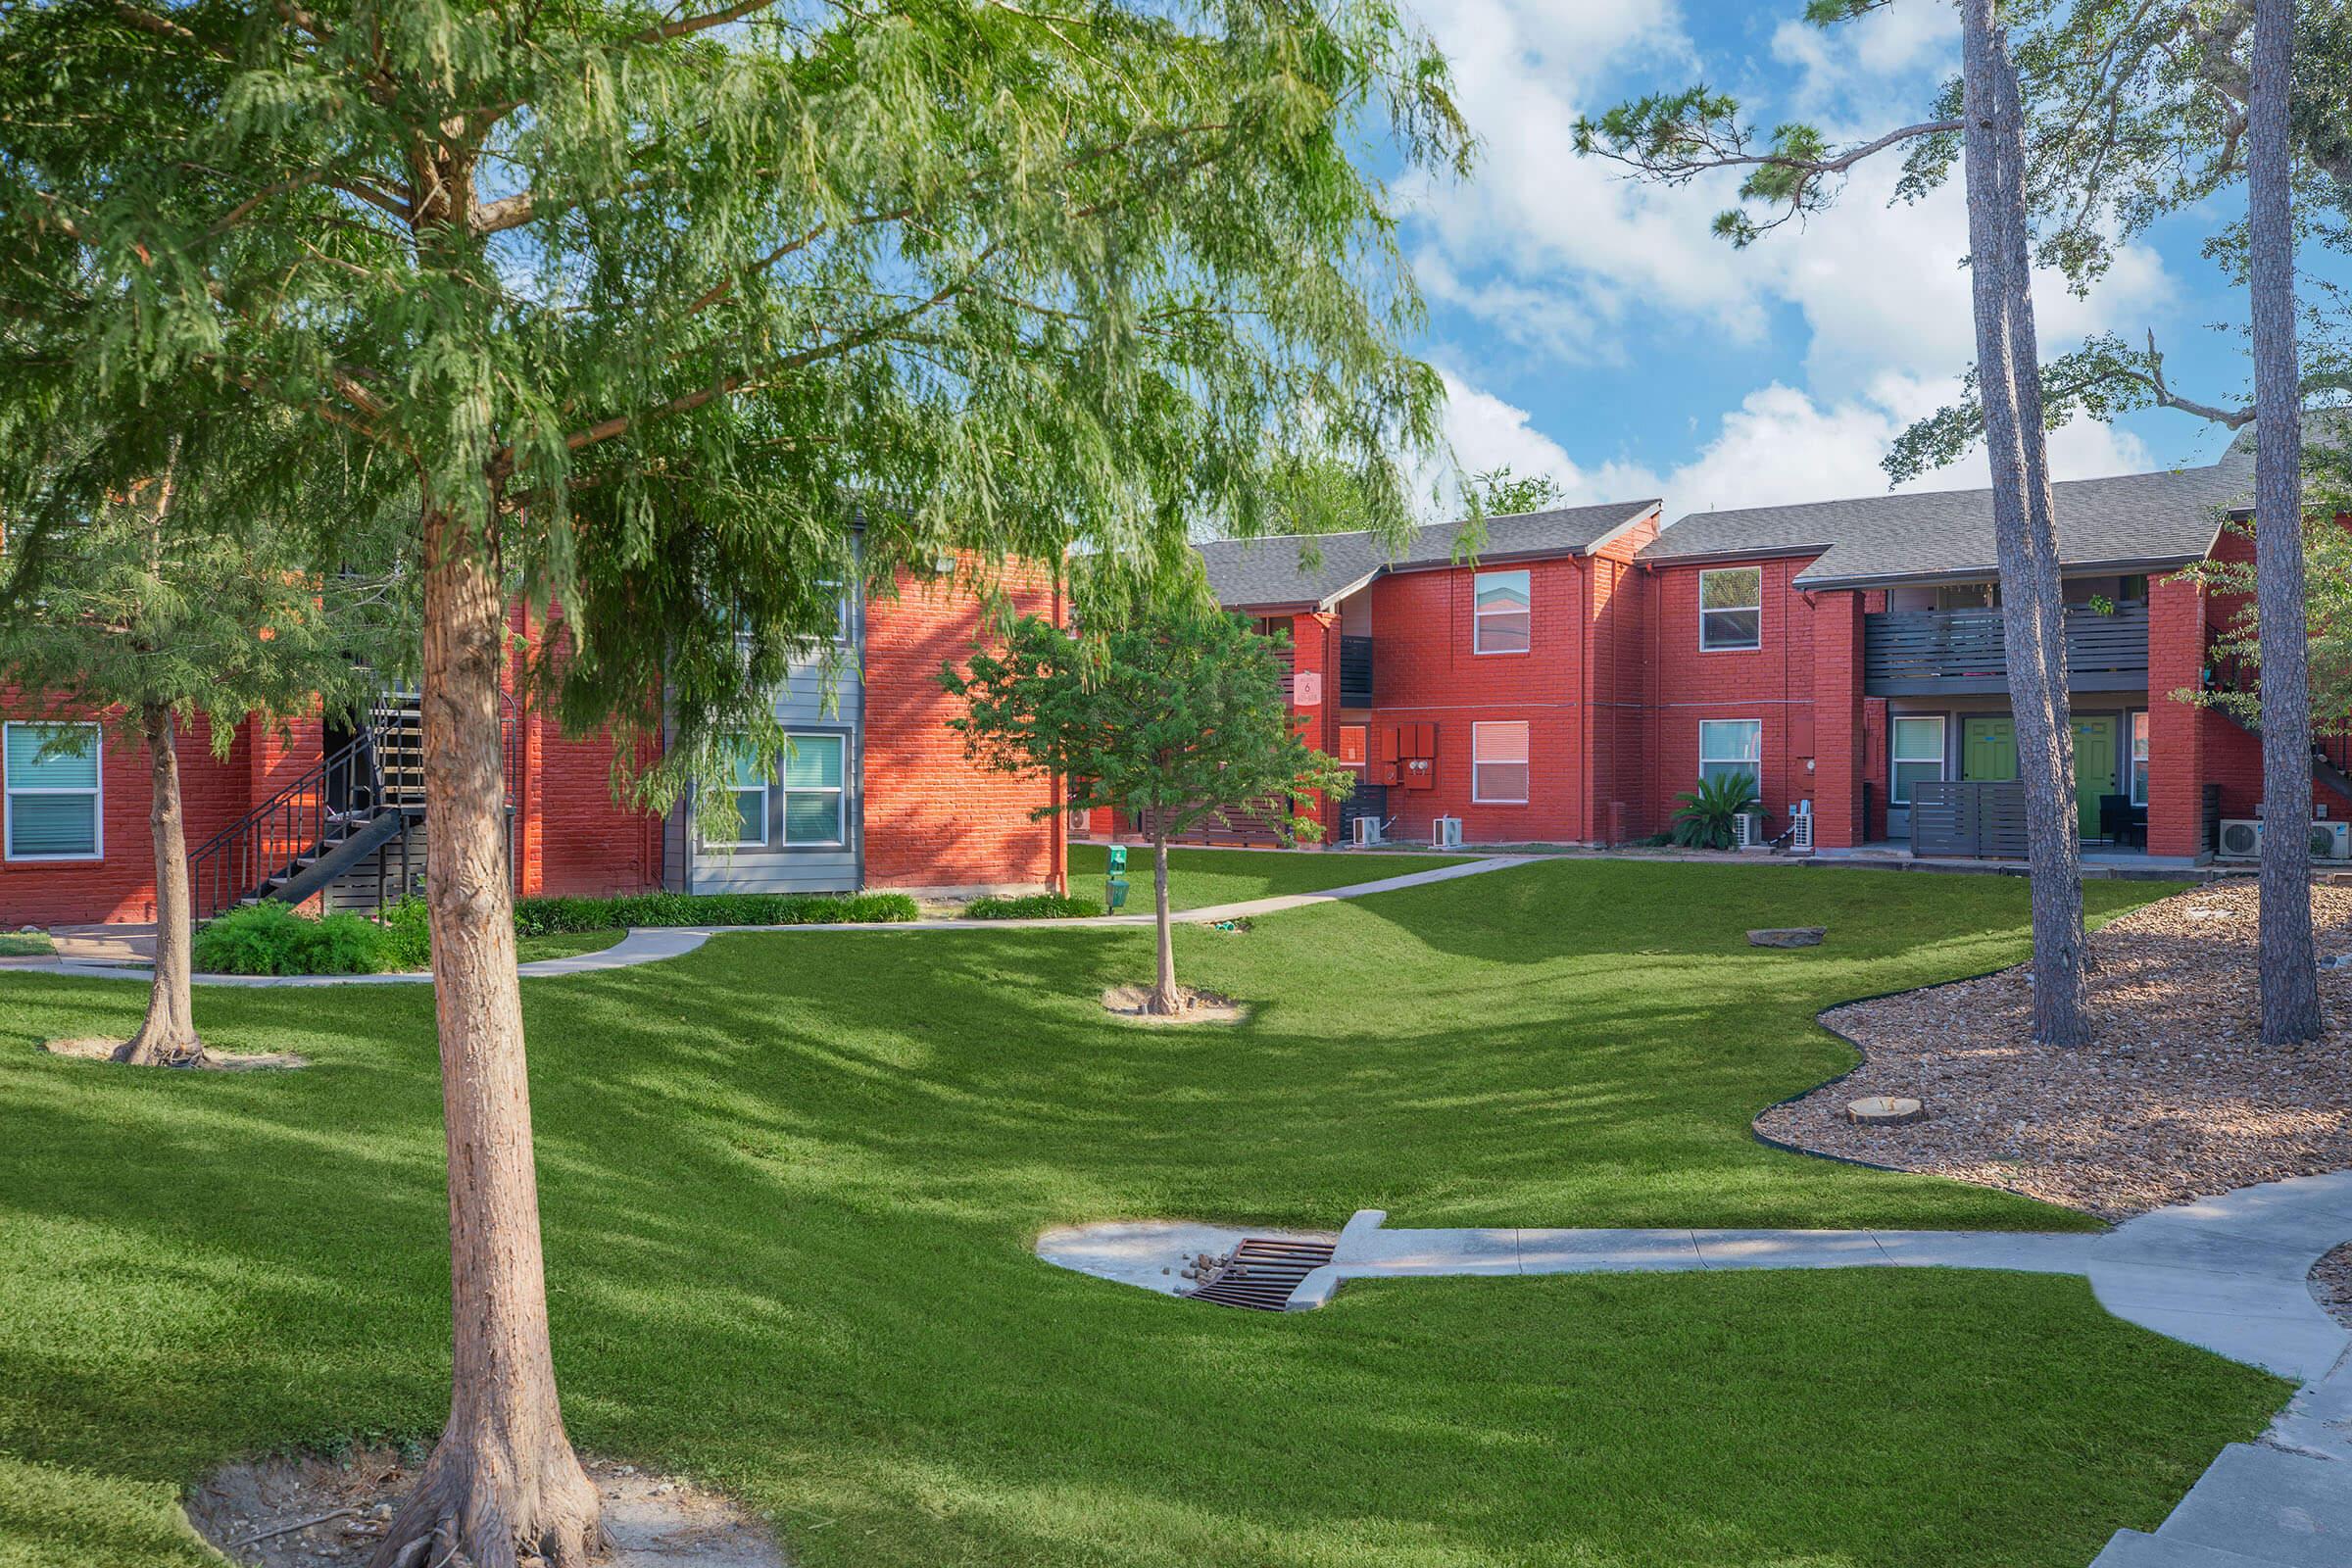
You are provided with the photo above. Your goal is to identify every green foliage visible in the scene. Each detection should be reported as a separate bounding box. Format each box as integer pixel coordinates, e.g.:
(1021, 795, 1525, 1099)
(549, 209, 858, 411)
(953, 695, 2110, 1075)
(943, 608, 1353, 843)
(0, 0, 1472, 816)
(2175, 509, 2352, 733)
(0, 931, 53, 957)
(191, 904, 406, 977)
(0, 863, 2290, 1568)
(1468, 465, 1568, 515)
(1670, 772, 1761, 852)
(962, 893, 1103, 920)
(510, 891, 916, 936)
(0, 461, 408, 759)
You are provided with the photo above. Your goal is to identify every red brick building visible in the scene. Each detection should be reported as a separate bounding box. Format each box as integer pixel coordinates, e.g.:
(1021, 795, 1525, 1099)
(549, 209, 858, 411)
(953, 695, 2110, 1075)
(1200, 427, 2309, 864)
(0, 566, 1063, 926)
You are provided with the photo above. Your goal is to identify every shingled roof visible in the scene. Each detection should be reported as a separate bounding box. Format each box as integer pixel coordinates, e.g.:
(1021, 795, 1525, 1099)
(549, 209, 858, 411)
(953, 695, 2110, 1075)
(1639, 437, 2257, 589)
(1198, 499, 1662, 612)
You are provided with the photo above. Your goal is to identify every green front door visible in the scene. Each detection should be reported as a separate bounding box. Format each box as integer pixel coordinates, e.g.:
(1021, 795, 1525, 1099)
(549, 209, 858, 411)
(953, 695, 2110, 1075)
(2073, 715, 2118, 840)
(1961, 717, 2017, 782)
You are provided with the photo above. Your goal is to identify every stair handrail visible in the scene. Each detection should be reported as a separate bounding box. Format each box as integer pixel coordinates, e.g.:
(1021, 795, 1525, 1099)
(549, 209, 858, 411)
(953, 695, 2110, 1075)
(186, 726, 385, 919)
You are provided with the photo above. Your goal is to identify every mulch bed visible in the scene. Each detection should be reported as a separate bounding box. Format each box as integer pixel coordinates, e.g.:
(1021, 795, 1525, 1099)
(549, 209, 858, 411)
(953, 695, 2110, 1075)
(1756, 881, 2352, 1220)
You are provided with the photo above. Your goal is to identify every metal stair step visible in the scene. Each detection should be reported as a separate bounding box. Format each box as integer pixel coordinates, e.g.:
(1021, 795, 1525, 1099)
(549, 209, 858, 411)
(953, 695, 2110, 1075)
(2157, 1445, 2352, 1566)
(2094, 1529, 2292, 1566)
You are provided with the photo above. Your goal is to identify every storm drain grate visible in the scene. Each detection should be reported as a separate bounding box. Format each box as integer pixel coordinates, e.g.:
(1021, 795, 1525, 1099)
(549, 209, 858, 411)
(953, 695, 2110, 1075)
(1187, 1237, 1337, 1311)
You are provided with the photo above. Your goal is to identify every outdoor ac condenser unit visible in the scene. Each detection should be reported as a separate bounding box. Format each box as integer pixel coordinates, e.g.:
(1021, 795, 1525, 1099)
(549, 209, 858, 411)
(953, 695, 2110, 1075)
(1733, 810, 1768, 850)
(1789, 800, 1814, 854)
(2316, 820, 2351, 859)
(2217, 818, 2263, 858)
(1433, 815, 1464, 849)
(1352, 815, 1387, 848)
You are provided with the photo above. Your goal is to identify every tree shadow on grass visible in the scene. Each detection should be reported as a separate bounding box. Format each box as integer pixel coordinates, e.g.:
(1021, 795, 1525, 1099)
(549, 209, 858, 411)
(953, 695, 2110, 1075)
(0, 862, 2232, 1568)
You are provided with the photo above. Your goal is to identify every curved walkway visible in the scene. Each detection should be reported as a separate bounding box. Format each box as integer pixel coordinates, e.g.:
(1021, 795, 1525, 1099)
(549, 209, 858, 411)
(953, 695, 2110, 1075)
(1040, 1171, 2352, 1566)
(12, 855, 1537, 987)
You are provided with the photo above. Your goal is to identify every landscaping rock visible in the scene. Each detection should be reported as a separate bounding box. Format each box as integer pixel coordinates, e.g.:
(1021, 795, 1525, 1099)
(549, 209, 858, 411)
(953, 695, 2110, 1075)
(1757, 882, 2352, 1218)
(1747, 927, 1826, 948)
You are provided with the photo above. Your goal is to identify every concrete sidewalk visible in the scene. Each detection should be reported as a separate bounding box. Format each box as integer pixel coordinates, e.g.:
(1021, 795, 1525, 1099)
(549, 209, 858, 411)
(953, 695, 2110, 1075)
(7, 855, 1543, 987)
(1037, 1168, 2352, 1567)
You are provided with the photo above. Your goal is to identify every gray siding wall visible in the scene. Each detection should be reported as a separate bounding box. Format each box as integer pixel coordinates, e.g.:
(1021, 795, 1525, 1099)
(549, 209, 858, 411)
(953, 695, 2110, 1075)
(685, 599, 866, 895)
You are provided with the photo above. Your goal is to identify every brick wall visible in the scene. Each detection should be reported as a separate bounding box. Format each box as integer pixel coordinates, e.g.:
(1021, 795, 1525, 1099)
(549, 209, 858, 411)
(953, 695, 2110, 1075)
(0, 706, 255, 925)
(860, 563, 1062, 894)
(1642, 557, 1833, 839)
(1365, 554, 1592, 843)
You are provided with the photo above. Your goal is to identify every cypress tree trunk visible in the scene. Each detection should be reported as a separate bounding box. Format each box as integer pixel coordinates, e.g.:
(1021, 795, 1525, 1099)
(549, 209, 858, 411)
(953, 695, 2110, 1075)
(1152, 832, 1180, 1014)
(373, 500, 602, 1568)
(118, 702, 202, 1066)
(1960, 0, 2090, 1045)
(2249, 0, 2324, 1043)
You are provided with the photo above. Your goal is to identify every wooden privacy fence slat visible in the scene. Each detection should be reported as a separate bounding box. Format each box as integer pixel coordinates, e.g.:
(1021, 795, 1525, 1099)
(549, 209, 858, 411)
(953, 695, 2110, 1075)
(1864, 603, 2150, 696)
(1911, 780, 2029, 858)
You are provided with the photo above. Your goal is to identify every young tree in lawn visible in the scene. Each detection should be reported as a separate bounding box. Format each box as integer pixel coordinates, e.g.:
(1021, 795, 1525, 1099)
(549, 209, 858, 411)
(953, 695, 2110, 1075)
(943, 610, 1351, 1015)
(1576, 0, 2091, 1044)
(1, 3, 1464, 1558)
(0, 439, 400, 1065)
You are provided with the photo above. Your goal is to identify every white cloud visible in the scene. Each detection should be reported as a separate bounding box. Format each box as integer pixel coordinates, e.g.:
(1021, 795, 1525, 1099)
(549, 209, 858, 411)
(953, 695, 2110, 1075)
(1434, 368, 1661, 505)
(1658, 378, 2154, 518)
(1437, 370, 2156, 523)
(1401, 0, 2176, 519)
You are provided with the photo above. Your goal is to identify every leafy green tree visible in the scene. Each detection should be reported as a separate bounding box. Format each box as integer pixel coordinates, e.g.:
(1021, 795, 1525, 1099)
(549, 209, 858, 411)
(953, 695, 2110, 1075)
(0, 2, 1465, 1557)
(0, 439, 403, 1065)
(1576, 0, 2093, 1045)
(1469, 464, 1569, 515)
(943, 609, 1351, 1015)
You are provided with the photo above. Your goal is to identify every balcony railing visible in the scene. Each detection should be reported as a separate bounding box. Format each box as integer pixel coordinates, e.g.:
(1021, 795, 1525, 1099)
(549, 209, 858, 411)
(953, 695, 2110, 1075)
(1863, 601, 2150, 696)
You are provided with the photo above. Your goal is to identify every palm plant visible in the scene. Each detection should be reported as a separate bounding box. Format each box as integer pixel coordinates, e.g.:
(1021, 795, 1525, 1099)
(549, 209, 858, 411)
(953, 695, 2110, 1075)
(1671, 772, 1760, 851)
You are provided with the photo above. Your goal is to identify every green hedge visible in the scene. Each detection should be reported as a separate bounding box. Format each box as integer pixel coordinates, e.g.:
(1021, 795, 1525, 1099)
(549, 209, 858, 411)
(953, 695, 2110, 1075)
(193, 891, 917, 975)
(511, 890, 918, 935)
(191, 902, 420, 976)
(962, 893, 1102, 919)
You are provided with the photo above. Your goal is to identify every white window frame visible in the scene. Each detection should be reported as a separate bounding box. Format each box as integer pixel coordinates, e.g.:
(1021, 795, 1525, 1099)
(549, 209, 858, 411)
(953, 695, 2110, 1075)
(4, 720, 104, 862)
(779, 732, 848, 847)
(1697, 566, 1764, 652)
(2130, 710, 2151, 807)
(1888, 714, 1947, 807)
(708, 745, 770, 849)
(1472, 568, 1533, 656)
(1470, 720, 1530, 805)
(1697, 718, 1763, 794)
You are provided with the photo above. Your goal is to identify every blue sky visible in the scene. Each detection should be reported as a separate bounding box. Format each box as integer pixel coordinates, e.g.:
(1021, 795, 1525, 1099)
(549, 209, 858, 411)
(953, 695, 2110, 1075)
(1391, 0, 2288, 522)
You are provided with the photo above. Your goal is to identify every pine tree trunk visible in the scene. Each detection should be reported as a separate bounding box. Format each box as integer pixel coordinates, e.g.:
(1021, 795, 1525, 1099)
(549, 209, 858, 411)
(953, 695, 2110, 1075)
(1152, 833, 1180, 1014)
(1960, 0, 2090, 1045)
(2249, 0, 2324, 1043)
(118, 703, 202, 1066)
(373, 501, 602, 1568)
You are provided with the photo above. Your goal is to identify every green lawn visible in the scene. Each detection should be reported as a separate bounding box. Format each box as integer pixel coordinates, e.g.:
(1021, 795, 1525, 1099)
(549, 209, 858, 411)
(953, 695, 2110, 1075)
(1068, 842, 1476, 910)
(0, 861, 2286, 1568)
(513, 928, 625, 965)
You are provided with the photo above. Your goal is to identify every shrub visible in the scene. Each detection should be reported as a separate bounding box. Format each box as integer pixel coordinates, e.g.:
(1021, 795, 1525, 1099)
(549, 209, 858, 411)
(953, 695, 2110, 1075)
(511, 890, 918, 935)
(191, 902, 401, 976)
(381, 898, 435, 970)
(962, 893, 1102, 919)
(1670, 771, 1761, 852)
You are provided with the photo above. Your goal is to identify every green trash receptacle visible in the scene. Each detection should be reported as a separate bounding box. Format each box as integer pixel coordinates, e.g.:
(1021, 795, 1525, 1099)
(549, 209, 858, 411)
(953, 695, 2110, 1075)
(1104, 875, 1129, 911)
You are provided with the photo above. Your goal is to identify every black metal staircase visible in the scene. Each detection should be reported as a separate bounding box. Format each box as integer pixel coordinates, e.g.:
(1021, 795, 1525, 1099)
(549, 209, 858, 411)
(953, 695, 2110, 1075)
(187, 692, 524, 921)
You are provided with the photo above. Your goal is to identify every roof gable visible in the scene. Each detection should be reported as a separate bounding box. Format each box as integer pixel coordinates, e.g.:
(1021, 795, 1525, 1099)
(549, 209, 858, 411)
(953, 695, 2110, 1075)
(1197, 499, 1661, 611)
